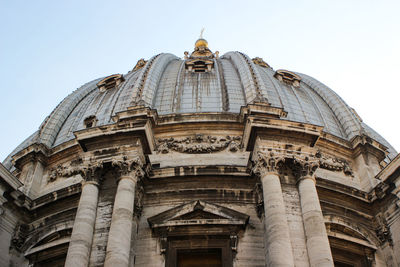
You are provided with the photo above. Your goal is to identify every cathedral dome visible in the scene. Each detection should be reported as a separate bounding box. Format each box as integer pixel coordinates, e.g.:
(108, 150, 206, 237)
(3, 41, 396, 168)
(3, 38, 400, 267)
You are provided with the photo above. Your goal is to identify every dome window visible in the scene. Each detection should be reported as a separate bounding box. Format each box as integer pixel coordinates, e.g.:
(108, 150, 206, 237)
(274, 69, 301, 87)
(96, 74, 125, 92)
(84, 116, 97, 128)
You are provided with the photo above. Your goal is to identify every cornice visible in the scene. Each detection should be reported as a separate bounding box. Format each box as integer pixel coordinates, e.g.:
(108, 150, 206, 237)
(0, 163, 22, 190)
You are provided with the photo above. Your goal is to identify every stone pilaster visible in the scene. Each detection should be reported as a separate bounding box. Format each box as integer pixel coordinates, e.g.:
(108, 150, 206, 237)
(104, 157, 144, 267)
(253, 151, 294, 267)
(290, 157, 334, 267)
(65, 161, 103, 267)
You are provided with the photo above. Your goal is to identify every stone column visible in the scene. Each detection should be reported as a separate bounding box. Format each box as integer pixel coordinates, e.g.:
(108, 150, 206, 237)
(104, 158, 144, 267)
(292, 158, 334, 267)
(65, 177, 101, 267)
(253, 152, 294, 267)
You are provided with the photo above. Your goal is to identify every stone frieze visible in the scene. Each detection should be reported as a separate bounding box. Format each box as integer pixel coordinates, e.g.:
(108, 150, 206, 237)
(315, 151, 354, 177)
(156, 134, 241, 154)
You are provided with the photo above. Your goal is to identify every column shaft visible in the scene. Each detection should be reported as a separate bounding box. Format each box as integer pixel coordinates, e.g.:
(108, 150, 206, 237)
(261, 172, 295, 267)
(104, 176, 136, 267)
(65, 181, 99, 267)
(298, 177, 334, 267)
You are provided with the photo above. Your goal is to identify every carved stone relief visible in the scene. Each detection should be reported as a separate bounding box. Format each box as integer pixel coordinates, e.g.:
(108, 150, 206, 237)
(252, 148, 354, 179)
(252, 57, 270, 68)
(375, 215, 393, 246)
(132, 58, 147, 71)
(11, 223, 28, 251)
(315, 151, 354, 177)
(254, 183, 264, 219)
(111, 156, 144, 179)
(156, 134, 241, 154)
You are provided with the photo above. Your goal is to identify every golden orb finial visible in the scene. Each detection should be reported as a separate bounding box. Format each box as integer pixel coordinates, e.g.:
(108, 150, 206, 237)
(195, 28, 208, 48)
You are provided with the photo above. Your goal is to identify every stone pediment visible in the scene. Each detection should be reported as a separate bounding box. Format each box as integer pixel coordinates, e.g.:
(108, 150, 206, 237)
(148, 200, 249, 235)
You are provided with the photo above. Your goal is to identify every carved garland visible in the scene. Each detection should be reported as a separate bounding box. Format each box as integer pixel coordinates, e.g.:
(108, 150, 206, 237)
(156, 134, 241, 154)
(315, 151, 354, 177)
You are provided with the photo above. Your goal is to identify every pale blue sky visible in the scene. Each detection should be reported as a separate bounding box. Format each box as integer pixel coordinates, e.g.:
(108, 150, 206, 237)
(1, 0, 399, 161)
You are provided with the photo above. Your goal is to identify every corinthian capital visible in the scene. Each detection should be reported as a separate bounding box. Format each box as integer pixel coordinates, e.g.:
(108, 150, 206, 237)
(111, 156, 145, 180)
(252, 151, 285, 176)
(76, 160, 104, 184)
(288, 156, 319, 180)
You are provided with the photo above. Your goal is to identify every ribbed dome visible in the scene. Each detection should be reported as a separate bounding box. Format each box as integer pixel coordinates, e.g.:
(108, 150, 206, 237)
(3, 51, 397, 168)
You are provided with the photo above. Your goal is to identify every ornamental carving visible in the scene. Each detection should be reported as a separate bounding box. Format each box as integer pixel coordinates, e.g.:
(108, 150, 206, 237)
(315, 151, 354, 176)
(156, 135, 241, 154)
(48, 158, 104, 183)
(11, 223, 28, 251)
(252, 148, 355, 180)
(375, 215, 393, 246)
(134, 182, 145, 218)
(252, 151, 285, 176)
(252, 57, 270, 68)
(254, 183, 264, 219)
(111, 156, 145, 180)
(288, 156, 319, 179)
(133, 58, 147, 71)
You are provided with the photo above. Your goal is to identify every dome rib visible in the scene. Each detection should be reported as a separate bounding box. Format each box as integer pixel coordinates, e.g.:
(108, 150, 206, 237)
(223, 52, 262, 104)
(132, 53, 178, 107)
(238, 52, 270, 103)
(214, 59, 229, 111)
(297, 73, 362, 139)
(38, 79, 100, 148)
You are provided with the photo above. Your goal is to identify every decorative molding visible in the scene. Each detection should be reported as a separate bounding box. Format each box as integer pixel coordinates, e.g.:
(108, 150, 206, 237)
(148, 200, 249, 236)
(156, 135, 242, 154)
(133, 58, 147, 71)
(252, 57, 270, 68)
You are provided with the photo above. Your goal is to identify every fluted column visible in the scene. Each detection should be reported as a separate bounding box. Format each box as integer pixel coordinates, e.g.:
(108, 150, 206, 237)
(292, 158, 334, 267)
(65, 163, 103, 267)
(253, 152, 294, 267)
(104, 158, 144, 267)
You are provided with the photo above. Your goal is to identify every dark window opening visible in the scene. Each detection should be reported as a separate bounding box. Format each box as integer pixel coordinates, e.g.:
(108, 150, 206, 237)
(84, 116, 97, 128)
(334, 262, 355, 267)
(177, 248, 222, 267)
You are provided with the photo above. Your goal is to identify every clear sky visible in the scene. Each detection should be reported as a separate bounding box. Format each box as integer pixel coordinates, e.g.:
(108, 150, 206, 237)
(1, 0, 399, 162)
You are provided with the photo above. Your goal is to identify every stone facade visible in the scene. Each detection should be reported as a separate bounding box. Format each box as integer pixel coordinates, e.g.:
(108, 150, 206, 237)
(1, 38, 400, 267)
